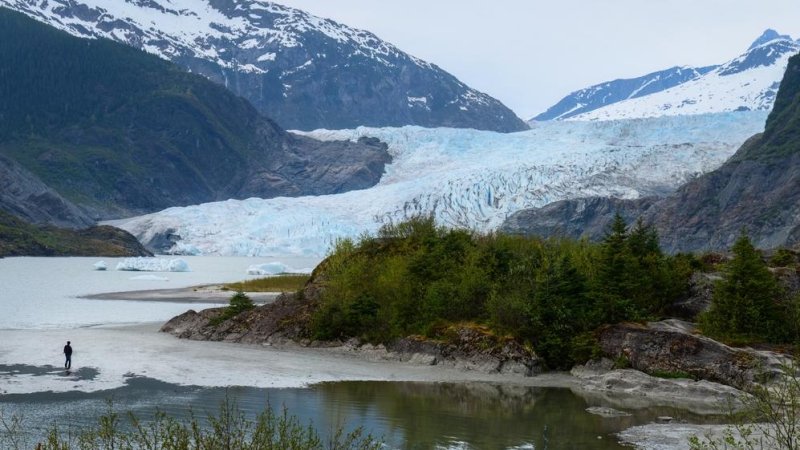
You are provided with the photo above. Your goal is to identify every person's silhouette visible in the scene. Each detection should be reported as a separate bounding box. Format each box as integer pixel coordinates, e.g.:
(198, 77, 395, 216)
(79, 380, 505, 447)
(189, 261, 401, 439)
(64, 341, 72, 370)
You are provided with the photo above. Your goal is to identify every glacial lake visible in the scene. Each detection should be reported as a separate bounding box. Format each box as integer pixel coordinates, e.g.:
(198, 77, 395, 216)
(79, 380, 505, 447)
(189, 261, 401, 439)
(0, 257, 720, 449)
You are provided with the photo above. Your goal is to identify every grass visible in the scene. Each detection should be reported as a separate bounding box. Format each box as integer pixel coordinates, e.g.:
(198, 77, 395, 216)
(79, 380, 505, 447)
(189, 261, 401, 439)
(223, 275, 310, 293)
(1, 397, 383, 450)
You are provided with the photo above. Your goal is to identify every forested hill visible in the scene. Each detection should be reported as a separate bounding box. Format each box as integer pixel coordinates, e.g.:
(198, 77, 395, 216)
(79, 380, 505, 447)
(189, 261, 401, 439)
(0, 7, 390, 223)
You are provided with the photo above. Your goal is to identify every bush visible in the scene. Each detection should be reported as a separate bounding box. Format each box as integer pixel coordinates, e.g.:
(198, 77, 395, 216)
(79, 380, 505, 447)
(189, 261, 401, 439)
(211, 291, 255, 326)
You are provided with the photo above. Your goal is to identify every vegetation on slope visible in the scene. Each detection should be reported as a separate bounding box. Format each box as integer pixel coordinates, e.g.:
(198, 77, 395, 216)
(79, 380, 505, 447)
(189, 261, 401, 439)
(223, 275, 311, 293)
(0, 210, 150, 257)
(299, 215, 800, 370)
(0, 7, 278, 217)
(308, 216, 696, 369)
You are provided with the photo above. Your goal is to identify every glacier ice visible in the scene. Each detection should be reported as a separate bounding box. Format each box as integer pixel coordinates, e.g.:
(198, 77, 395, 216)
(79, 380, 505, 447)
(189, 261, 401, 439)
(109, 112, 768, 257)
(93, 261, 107, 271)
(247, 262, 288, 275)
(115, 258, 191, 272)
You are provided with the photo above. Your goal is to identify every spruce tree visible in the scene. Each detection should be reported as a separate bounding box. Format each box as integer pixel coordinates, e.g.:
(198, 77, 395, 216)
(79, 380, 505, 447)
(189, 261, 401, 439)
(701, 233, 784, 342)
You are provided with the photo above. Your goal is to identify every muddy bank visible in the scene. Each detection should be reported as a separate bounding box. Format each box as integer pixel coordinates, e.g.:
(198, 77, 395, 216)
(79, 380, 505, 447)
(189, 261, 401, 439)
(82, 285, 282, 304)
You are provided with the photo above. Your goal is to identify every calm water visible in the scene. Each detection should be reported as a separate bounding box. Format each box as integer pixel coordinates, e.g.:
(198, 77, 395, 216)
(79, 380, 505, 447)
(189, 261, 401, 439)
(1, 378, 721, 450)
(0, 257, 718, 449)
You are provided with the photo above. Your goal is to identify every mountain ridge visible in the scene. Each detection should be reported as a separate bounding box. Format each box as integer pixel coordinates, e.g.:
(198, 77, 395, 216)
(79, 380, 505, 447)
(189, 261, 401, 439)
(505, 53, 800, 253)
(0, 0, 527, 132)
(0, 8, 391, 225)
(532, 30, 799, 122)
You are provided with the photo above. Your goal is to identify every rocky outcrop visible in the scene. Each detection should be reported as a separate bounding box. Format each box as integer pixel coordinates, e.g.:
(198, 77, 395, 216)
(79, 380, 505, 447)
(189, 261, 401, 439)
(664, 272, 718, 321)
(161, 292, 542, 376)
(500, 196, 658, 241)
(597, 320, 786, 390)
(0, 154, 93, 228)
(503, 53, 800, 253)
(0, 210, 151, 257)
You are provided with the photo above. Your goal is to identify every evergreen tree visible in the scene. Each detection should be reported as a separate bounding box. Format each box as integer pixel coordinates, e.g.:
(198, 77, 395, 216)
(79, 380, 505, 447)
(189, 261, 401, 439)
(530, 254, 588, 368)
(701, 233, 785, 342)
(592, 213, 636, 323)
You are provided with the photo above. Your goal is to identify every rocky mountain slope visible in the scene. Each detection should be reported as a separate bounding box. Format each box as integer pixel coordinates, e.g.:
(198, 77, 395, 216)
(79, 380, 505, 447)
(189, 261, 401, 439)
(0, 210, 151, 257)
(0, 1, 526, 132)
(505, 53, 800, 253)
(109, 112, 766, 256)
(0, 154, 94, 228)
(533, 30, 799, 121)
(0, 8, 390, 224)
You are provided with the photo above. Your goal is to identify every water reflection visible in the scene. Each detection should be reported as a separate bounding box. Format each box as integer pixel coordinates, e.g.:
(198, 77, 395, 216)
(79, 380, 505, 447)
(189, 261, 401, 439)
(1, 379, 721, 449)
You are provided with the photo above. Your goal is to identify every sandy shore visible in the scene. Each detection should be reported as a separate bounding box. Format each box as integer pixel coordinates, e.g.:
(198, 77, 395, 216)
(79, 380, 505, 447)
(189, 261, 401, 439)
(81, 285, 283, 304)
(67, 286, 744, 417)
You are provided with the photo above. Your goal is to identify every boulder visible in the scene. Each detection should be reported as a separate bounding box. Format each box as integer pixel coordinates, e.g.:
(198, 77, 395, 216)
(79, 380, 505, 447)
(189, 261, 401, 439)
(597, 319, 785, 390)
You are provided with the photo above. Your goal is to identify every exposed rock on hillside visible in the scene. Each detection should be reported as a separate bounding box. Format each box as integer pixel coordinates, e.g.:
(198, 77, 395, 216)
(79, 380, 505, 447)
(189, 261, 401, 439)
(0, 9, 390, 221)
(505, 53, 800, 253)
(1, 1, 527, 132)
(597, 320, 785, 390)
(0, 154, 93, 228)
(0, 211, 151, 257)
(501, 197, 657, 241)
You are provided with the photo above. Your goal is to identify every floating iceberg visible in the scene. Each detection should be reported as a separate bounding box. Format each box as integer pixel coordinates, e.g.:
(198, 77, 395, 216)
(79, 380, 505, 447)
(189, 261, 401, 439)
(116, 258, 190, 272)
(246, 262, 288, 275)
(93, 261, 107, 271)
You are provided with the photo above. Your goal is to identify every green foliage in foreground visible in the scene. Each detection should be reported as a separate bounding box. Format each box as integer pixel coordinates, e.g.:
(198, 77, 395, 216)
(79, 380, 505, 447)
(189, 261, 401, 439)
(310, 215, 693, 369)
(0, 399, 382, 450)
(223, 275, 311, 293)
(689, 362, 800, 450)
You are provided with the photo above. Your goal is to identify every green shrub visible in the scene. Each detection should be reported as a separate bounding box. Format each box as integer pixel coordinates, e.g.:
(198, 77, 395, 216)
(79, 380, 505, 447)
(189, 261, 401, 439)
(210, 291, 255, 326)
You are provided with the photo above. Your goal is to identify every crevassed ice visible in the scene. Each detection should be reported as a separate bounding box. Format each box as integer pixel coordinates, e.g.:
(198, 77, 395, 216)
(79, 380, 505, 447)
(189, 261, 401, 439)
(109, 112, 768, 257)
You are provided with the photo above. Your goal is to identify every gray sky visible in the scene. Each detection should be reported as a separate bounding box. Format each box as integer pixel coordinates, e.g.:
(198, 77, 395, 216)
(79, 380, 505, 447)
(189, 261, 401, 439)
(275, 0, 800, 119)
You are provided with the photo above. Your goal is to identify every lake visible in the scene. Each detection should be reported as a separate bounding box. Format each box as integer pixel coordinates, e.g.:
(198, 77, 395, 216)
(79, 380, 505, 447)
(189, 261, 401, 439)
(0, 257, 718, 449)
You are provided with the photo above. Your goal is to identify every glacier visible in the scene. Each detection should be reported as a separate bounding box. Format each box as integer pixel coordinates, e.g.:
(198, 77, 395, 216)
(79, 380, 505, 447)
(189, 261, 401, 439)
(108, 112, 768, 257)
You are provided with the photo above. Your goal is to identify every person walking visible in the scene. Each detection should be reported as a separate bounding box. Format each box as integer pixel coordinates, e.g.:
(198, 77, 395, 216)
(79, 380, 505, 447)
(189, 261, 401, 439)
(64, 341, 72, 370)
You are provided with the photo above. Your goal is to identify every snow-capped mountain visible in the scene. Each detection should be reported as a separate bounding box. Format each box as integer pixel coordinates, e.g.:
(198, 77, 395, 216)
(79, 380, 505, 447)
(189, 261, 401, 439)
(532, 30, 800, 122)
(1, 0, 526, 132)
(108, 111, 768, 257)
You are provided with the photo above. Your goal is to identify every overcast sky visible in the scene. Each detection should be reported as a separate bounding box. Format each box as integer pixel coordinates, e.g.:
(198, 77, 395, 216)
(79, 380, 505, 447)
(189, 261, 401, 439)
(275, 0, 800, 119)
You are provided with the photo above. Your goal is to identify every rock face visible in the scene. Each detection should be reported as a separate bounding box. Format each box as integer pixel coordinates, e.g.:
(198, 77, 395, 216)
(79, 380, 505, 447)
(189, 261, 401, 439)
(161, 270, 542, 376)
(500, 196, 658, 241)
(505, 53, 800, 253)
(0, 210, 152, 257)
(0, 9, 391, 222)
(597, 320, 785, 390)
(1, 0, 527, 133)
(0, 154, 93, 228)
(650, 53, 800, 252)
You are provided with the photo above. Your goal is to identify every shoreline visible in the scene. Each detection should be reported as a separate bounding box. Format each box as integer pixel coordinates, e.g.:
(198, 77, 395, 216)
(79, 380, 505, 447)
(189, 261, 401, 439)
(82, 287, 744, 416)
(81, 285, 283, 304)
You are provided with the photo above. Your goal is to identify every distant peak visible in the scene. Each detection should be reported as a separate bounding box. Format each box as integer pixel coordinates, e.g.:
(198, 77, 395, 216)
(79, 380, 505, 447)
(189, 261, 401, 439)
(749, 29, 793, 50)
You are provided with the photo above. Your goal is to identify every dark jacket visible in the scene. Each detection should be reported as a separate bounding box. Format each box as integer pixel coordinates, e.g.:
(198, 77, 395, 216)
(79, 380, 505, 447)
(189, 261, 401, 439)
(64, 344, 72, 356)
